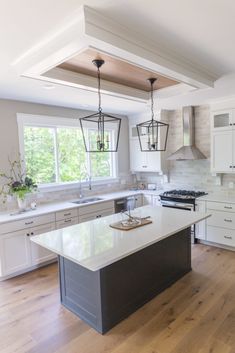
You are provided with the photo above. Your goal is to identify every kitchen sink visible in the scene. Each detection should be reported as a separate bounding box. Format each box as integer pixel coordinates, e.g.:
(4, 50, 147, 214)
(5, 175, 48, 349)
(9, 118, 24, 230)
(71, 197, 104, 205)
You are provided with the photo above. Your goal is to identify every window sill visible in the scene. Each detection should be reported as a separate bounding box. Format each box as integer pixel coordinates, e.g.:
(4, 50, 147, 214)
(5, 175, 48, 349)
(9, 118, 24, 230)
(38, 178, 120, 193)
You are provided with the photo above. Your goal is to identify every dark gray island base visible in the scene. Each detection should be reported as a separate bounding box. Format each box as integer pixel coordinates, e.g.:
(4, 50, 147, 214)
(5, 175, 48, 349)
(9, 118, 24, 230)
(59, 227, 191, 334)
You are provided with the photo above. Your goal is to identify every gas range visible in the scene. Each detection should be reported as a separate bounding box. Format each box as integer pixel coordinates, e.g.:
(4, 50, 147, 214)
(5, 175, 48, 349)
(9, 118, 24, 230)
(159, 189, 207, 243)
(160, 189, 207, 203)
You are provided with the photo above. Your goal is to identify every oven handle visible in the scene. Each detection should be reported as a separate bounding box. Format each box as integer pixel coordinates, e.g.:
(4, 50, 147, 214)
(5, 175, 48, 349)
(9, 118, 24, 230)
(161, 200, 194, 209)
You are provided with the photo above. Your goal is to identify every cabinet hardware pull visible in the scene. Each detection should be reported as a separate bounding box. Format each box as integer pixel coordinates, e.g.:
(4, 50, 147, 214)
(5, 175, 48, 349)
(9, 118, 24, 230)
(230, 123, 233, 126)
(31, 232, 34, 235)
(64, 213, 71, 216)
(224, 235, 232, 239)
(64, 219, 72, 223)
(26, 233, 30, 236)
(224, 219, 232, 222)
(224, 206, 232, 209)
(230, 166, 233, 168)
(25, 221, 33, 225)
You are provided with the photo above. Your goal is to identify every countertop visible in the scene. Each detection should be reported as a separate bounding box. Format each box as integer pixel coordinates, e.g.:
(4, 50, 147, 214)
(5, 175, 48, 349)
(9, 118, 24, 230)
(31, 206, 210, 271)
(0, 189, 162, 225)
(199, 193, 235, 203)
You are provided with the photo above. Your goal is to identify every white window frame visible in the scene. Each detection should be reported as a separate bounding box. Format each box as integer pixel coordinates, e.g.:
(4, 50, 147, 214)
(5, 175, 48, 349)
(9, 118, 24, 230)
(17, 113, 119, 192)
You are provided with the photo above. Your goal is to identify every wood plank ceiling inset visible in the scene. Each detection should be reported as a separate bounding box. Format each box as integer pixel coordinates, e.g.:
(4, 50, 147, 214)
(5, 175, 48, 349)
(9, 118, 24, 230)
(57, 48, 179, 92)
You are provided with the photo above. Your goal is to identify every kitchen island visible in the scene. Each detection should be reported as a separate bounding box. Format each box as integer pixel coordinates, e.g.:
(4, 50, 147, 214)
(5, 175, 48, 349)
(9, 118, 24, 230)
(31, 206, 209, 334)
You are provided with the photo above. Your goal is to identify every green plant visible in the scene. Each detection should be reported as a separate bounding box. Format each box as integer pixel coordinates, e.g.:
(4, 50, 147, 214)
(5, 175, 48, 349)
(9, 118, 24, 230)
(0, 158, 37, 203)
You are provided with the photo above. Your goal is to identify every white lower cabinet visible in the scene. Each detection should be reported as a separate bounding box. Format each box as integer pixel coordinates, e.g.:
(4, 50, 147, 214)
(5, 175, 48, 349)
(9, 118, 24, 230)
(29, 223, 57, 265)
(152, 195, 161, 207)
(134, 195, 143, 208)
(143, 194, 152, 206)
(207, 226, 235, 247)
(0, 230, 31, 276)
(56, 217, 79, 229)
(205, 201, 235, 248)
(79, 209, 113, 223)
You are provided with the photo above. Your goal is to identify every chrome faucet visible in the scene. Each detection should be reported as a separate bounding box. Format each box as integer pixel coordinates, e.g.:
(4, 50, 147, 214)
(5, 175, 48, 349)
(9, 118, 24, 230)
(79, 174, 92, 199)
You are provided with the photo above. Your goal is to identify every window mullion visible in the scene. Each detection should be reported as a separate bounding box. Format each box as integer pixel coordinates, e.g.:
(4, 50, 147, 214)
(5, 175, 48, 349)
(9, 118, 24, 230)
(54, 127, 60, 183)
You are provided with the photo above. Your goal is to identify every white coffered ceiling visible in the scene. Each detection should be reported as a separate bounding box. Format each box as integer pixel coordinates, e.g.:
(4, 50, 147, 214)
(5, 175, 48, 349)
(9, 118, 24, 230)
(1, 0, 235, 114)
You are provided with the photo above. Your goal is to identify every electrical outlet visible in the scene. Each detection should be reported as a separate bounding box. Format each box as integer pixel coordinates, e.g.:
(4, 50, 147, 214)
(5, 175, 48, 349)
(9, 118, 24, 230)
(229, 182, 234, 189)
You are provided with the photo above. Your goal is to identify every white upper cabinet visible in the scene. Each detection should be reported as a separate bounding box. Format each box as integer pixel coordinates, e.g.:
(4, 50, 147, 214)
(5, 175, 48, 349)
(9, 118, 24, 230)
(211, 110, 234, 131)
(211, 131, 233, 173)
(129, 112, 168, 174)
(211, 108, 235, 173)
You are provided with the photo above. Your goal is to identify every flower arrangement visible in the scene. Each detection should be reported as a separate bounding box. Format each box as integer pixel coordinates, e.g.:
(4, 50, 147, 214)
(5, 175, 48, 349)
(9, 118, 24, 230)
(0, 158, 37, 204)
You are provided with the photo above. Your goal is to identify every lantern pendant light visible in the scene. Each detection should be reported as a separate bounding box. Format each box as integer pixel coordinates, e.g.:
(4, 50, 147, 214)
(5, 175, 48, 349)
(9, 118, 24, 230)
(136, 78, 169, 152)
(79, 59, 121, 152)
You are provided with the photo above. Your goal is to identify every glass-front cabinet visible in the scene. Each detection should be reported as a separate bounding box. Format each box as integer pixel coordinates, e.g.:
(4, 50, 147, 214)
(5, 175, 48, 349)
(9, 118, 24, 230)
(211, 110, 234, 130)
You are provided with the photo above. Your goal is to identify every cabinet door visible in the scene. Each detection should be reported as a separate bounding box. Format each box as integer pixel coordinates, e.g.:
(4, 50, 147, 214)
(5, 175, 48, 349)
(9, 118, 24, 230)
(211, 110, 233, 131)
(142, 195, 153, 206)
(195, 201, 206, 240)
(130, 139, 147, 172)
(134, 195, 143, 208)
(211, 131, 233, 172)
(0, 230, 31, 276)
(29, 223, 56, 265)
(152, 195, 161, 207)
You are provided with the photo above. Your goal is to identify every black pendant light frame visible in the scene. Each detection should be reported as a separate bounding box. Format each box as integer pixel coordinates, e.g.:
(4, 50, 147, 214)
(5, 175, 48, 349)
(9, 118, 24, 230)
(136, 78, 169, 152)
(79, 59, 121, 153)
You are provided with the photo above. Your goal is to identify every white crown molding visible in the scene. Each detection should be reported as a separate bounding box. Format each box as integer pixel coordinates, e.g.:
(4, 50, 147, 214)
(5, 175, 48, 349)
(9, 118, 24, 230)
(12, 5, 217, 105)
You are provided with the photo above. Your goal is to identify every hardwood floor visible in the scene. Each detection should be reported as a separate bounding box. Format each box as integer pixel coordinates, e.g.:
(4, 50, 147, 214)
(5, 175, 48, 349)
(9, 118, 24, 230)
(0, 244, 234, 353)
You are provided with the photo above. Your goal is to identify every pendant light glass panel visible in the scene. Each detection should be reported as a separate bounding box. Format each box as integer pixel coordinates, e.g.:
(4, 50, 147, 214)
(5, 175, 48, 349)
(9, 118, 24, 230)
(136, 78, 169, 152)
(79, 59, 121, 152)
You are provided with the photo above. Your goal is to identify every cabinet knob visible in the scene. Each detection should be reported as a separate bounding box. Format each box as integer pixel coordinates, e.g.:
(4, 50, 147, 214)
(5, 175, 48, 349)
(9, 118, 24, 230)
(26, 233, 30, 237)
(230, 123, 233, 126)
(230, 166, 233, 168)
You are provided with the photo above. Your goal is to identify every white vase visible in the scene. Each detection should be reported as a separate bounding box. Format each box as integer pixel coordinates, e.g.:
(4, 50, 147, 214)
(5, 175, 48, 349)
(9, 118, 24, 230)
(17, 196, 27, 211)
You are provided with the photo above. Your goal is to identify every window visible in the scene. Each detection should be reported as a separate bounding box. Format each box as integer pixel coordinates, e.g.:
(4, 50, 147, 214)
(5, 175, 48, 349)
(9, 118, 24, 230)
(18, 114, 117, 186)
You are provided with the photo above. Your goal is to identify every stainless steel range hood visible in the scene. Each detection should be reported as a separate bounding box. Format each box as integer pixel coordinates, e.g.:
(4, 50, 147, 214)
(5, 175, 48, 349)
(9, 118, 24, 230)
(167, 106, 206, 160)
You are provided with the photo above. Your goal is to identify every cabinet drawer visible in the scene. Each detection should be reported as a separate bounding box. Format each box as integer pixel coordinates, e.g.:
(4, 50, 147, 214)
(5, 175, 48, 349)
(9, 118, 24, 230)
(207, 226, 235, 247)
(79, 210, 113, 223)
(78, 201, 114, 216)
(0, 213, 55, 235)
(207, 201, 235, 212)
(207, 210, 235, 229)
(56, 217, 78, 229)
(56, 208, 78, 221)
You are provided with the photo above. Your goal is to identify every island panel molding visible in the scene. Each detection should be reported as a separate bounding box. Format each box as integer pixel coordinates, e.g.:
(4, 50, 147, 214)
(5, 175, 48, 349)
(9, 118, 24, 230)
(59, 227, 191, 334)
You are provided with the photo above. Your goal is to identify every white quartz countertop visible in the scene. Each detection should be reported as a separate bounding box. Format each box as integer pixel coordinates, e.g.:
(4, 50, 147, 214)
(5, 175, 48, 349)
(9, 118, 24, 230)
(199, 193, 235, 203)
(0, 190, 155, 225)
(31, 206, 210, 271)
(0, 189, 162, 225)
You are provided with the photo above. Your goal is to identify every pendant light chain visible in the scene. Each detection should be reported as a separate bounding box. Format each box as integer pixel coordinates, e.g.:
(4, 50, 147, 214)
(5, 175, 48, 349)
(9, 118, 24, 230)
(97, 66, 102, 113)
(151, 80, 154, 121)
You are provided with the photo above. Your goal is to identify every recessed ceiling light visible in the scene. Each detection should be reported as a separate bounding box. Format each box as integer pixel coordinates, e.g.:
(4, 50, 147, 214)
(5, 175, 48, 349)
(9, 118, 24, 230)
(42, 83, 55, 90)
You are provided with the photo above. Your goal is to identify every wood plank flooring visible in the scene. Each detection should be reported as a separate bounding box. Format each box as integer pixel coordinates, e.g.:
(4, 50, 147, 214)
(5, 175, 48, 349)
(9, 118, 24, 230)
(0, 244, 234, 353)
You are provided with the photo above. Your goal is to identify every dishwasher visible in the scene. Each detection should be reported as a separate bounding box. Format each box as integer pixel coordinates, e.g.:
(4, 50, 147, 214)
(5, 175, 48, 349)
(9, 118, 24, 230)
(114, 196, 136, 213)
